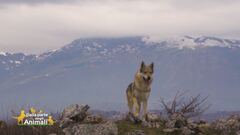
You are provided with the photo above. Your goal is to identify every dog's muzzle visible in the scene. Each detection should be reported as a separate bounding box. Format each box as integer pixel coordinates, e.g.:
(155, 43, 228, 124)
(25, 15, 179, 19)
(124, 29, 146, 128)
(143, 76, 151, 83)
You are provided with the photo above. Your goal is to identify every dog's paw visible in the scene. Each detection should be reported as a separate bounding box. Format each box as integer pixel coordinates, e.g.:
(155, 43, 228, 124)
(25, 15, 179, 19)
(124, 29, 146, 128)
(133, 117, 142, 124)
(126, 112, 142, 124)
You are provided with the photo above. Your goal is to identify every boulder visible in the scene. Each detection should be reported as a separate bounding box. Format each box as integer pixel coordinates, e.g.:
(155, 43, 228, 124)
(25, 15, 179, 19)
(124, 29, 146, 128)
(59, 104, 90, 128)
(146, 113, 161, 122)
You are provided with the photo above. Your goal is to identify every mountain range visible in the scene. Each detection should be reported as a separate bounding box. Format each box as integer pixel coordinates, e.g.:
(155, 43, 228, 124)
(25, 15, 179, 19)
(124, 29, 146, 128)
(1, 36, 240, 115)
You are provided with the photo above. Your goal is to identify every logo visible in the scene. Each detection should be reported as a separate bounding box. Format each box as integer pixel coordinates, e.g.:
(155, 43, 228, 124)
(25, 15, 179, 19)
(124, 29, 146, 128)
(12, 107, 54, 126)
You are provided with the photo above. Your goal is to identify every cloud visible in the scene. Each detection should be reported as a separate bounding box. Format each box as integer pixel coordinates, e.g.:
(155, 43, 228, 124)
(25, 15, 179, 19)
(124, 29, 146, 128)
(0, 0, 79, 5)
(0, 0, 239, 53)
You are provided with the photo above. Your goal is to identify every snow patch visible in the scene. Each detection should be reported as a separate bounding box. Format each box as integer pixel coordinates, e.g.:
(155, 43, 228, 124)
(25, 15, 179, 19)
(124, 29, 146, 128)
(0, 52, 7, 56)
(166, 36, 197, 50)
(100, 49, 108, 55)
(85, 46, 94, 51)
(124, 44, 136, 53)
(202, 38, 231, 48)
(15, 61, 21, 64)
(93, 42, 102, 48)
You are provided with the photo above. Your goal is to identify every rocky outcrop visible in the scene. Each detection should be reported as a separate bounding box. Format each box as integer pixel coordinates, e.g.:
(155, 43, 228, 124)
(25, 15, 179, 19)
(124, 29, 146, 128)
(141, 113, 162, 128)
(59, 104, 118, 135)
(163, 112, 209, 135)
(212, 115, 240, 135)
(59, 104, 90, 128)
(126, 112, 162, 128)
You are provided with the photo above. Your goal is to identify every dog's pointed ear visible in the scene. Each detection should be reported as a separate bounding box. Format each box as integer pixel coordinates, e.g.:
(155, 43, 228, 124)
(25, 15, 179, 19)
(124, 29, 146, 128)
(150, 62, 154, 71)
(140, 61, 145, 73)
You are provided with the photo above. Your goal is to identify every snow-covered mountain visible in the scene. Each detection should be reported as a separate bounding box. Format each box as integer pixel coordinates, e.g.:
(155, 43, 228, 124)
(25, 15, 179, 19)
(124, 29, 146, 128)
(1, 36, 240, 113)
(144, 36, 240, 49)
(0, 52, 35, 70)
(1, 36, 240, 72)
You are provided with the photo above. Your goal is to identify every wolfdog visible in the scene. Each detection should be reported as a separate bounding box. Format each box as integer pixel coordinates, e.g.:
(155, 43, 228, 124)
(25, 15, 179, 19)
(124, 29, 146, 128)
(126, 61, 154, 121)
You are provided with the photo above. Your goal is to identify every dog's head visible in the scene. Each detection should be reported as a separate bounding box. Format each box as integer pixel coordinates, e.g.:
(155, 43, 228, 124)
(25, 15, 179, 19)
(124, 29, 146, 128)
(139, 61, 154, 84)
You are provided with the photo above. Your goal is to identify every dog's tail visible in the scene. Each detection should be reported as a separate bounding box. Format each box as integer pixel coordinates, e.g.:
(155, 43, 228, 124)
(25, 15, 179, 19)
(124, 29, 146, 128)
(126, 83, 134, 113)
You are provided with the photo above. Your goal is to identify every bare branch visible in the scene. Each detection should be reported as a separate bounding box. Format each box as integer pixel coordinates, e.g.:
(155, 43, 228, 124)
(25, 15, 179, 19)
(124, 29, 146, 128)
(160, 92, 210, 119)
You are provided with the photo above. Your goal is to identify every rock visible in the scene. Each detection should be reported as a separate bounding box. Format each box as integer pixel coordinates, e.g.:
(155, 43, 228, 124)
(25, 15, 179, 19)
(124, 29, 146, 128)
(126, 112, 160, 124)
(59, 104, 90, 128)
(141, 121, 161, 128)
(84, 115, 103, 124)
(146, 113, 160, 122)
(155, 122, 160, 128)
(212, 114, 240, 135)
(165, 119, 176, 129)
(181, 126, 193, 135)
(60, 104, 90, 122)
(164, 112, 188, 129)
(141, 121, 148, 127)
(63, 121, 118, 135)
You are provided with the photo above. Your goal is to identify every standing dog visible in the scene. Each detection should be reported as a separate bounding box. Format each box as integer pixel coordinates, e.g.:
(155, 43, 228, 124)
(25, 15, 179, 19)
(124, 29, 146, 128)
(126, 61, 154, 121)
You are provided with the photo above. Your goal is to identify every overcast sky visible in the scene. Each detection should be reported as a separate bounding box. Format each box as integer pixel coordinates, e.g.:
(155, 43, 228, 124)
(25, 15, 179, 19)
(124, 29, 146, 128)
(0, 0, 240, 54)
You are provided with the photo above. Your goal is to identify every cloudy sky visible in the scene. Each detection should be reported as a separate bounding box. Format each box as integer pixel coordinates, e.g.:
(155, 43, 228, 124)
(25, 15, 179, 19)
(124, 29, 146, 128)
(0, 0, 240, 54)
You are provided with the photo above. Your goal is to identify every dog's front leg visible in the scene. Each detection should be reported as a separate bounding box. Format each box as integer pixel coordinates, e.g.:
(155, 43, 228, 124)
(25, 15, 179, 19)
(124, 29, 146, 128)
(133, 97, 141, 118)
(142, 100, 148, 121)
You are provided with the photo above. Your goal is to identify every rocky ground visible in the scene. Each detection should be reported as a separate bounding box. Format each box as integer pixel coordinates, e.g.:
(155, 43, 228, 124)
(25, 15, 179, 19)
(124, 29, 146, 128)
(1, 104, 240, 135)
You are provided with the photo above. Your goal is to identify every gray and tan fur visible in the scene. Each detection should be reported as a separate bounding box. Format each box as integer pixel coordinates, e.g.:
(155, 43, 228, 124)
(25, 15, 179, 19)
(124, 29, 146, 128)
(126, 61, 154, 121)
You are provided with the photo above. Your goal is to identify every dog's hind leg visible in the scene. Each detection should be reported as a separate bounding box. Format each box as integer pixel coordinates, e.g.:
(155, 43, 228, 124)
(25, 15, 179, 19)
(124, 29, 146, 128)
(127, 95, 133, 114)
